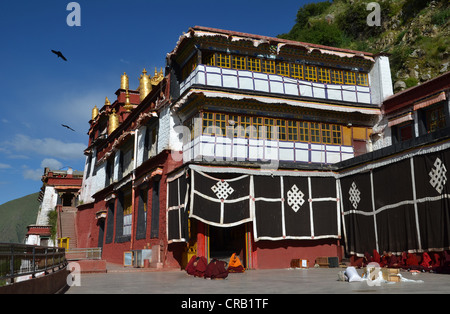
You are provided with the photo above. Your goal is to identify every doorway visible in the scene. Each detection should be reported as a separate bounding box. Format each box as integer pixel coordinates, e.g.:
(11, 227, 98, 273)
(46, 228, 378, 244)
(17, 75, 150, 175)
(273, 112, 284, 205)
(209, 224, 246, 268)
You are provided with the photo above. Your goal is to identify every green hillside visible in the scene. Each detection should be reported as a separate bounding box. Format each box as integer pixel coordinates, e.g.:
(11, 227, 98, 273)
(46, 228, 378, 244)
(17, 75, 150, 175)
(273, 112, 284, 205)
(0, 193, 40, 243)
(278, 0, 450, 91)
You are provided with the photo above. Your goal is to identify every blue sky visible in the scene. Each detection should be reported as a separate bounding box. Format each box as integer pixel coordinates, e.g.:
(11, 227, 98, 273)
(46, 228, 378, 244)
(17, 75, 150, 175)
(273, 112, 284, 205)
(0, 0, 320, 205)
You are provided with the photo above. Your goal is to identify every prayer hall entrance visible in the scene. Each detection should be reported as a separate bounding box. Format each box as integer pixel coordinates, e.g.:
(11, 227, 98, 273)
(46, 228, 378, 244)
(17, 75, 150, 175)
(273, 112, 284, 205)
(208, 223, 249, 269)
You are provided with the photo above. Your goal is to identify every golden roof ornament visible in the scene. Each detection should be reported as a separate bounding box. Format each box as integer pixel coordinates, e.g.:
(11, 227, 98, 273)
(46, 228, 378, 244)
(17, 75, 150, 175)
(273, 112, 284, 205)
(105, 97, 111, 107)
(150, 67, 164, 86)
(138, 68, 152, 102)
(108, 108, 119, 135)
(124, 89, 134, 112)
(92, 105, 99, 120)
(120, 72, 129, 90)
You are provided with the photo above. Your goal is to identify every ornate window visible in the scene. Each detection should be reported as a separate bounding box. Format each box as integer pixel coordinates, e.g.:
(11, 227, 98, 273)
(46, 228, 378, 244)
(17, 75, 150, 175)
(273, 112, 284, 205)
(232, 55, 246, 70)
(291, 64, 304, 80)
(305, 65, 317, 82)
(318, 67, 331, 84)
(277, 62, 290, 77)
(344, 71, 356, 85)
(248, 57, 261, 72)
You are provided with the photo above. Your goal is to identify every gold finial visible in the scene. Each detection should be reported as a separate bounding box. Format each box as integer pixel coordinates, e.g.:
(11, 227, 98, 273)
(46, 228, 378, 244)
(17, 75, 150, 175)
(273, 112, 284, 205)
(92, 105, 99, 121)
(151, 67, 164, 86)
(138, 68, 151, 102)
(120, 72, 129, 90)
(108, 108, 119, 135)
(105, 97, 111, 107)
(124, 89, 134, 112)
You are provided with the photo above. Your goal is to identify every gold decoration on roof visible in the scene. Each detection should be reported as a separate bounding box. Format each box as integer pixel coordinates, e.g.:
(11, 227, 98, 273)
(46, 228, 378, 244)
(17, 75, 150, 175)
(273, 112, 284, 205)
(150, 67, 164, 86)
(138, 68, 152, 102)
(92, 105, 99, 121)
(124, 89, 134, 112)
(120, 72, 129, 90)
(108, 108, 119, 135)
(105, 97, 111, 107)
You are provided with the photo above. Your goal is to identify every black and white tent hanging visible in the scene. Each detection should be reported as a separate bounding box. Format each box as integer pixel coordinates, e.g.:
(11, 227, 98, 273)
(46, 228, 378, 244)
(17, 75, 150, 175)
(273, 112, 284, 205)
(339, 144, 450, 256)
(167, 169, 189, 243)
(184, 165, 341, 242)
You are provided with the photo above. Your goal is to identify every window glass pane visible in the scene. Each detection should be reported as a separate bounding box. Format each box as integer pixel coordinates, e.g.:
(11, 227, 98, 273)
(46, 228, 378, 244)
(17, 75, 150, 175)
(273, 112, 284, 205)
(291, 64, 304, 80)
(216, 53, 231, 68)
(305, 66, 317, 82)
(252, 117, 263, 139)
(276, 119, 286, 141)
(232, 55, 246, 70)
(321, 124, 331, 144)
(261, 59, 276, 74)
(287, 120, 298, 141)
(318, 67, 331, 84)
(310, 122, 320, 143)
(299, 122, 309, 142)
(344, 71, 356, 85)
(277, 62, 290, 77)
(332, 125, 342, 144)
(331, 69, 344, 85)
(248, 58, 261, 72)
(356, 73, 368, 86)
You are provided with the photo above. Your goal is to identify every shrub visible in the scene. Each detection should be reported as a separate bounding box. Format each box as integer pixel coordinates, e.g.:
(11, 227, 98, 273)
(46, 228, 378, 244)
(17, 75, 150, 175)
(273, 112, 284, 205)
(405, 77, 418, 88)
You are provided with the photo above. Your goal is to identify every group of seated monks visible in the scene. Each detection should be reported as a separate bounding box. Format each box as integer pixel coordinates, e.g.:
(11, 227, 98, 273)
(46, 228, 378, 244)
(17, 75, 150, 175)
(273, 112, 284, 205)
(351, 249, 450, 273)
(185, 253, 245, 279)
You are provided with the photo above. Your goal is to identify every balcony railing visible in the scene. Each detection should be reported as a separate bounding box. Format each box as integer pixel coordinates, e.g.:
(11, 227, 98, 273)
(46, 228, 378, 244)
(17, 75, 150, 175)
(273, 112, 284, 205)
(0, 243, 67, 285)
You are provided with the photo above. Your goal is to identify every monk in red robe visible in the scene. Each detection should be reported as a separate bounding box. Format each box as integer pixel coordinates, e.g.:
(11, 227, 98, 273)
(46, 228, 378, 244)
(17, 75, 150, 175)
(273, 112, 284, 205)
(363, 252, 372, 266)
(186, 256, 208, 277)
(205, 259, 228, 279)
(406, 253, 419, 270)
(420, 252, 432, 270)
(186, 255, 197, 276)
(380, 251, 389, 267)
(372, 249, 381, 264)
(388, 253, 399, 268)
(399, 252, 408, 268)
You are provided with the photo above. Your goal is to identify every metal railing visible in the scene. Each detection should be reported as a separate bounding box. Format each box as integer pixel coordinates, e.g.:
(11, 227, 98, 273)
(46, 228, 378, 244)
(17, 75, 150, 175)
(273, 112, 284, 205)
(65, 247, 102, 260)
(0, 243, 67, 285)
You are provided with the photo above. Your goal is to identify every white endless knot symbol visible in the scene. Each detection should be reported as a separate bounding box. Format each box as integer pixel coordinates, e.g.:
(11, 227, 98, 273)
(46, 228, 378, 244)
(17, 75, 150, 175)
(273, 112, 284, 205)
(287, 184, 305, 213)
(211, 180, 234, 200)
(349, 182, 361, 209)
(429, 157, 447, 194)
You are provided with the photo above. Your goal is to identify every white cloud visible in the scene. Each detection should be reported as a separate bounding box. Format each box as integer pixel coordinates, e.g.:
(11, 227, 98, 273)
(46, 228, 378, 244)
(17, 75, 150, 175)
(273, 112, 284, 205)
(0, 163, 11, 169)
(22, 158, 63, 181)
(40, 158, 63, 170)
(6, 134, 85, 160)
(23, 168, 43, 181)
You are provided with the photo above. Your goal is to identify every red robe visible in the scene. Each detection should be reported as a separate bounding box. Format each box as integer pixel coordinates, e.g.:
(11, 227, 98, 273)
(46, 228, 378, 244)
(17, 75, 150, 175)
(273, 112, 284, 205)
(406, 253, 419, 268)
(372, 250, 381, 264)
(420, 252, 432, 269)
(186, 256, 208, 277)
(205, 259, 228, 279)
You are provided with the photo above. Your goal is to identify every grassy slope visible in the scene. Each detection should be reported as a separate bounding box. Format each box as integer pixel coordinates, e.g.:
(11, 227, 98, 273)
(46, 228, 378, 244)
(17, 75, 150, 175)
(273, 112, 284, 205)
(0, 192, 40, 243)
(278, 0, 450, 89)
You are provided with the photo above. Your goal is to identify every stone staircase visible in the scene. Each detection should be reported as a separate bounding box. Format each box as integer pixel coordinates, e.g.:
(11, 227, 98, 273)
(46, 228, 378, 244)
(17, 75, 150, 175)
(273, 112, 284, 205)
(58, 206, 77, 250)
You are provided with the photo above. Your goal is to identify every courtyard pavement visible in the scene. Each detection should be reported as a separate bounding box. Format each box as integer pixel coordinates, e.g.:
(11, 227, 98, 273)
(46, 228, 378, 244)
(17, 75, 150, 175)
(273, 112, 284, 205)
(63, 264, 448, 311)
(65, 263, 449, 295)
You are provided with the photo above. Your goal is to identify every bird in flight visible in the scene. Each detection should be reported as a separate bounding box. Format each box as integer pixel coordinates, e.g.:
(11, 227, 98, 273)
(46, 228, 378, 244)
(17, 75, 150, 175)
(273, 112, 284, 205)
(51, 50, 67, 61)
(61, 124, 75, 132)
